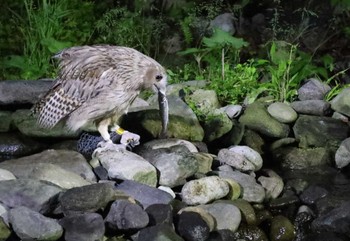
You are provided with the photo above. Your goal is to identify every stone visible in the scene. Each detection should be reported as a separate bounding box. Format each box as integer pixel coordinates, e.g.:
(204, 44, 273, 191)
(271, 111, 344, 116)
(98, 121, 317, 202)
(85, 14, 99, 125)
(176, 211, 210, 241)
(331, 87, 350, 116)
(202, 109, 233, 142)
(332, 111, 349, 122)
(230, 199, 257, 225)
(220, 104, 243, 119)
(59, 213, 105, 241)
(0, 179, 62, 214)
(0, 111, 12, 132)
(239, 102, 290, 138)
(0, 149, 96, 182)
(145, 204, 173, 226)
(270, 138, 296, 151)
(242, 129, 265, 154)
(0, 168, 16, 181)
(217, 170, 265, 203)
(12, 109, 79, 138)
(207, 230, 236, 241)
(293, 115, 348, 150)
(181, 176, 229, 205)
(210, 13, 235, 34)
(0, 132, 44, 160)
(0, 217, 11, 241)
(258, 169, 284, 200)
(299, 185, 329, 205)
(272, 146, 331, 170)
(0, 79, 53, 105)
(185, 89, 221, 114)
(0, 162, 91, 189)
(0, 204, 8, 226)
(335, 137, 350, 168)
(193, 152, 213, 174)
(218, 148, 256, 172)
(178, 207, 216, 232)
(135, 224, 184, 241)
(232, 225, 268, 241)
(105, 200, 149, 231)
(297, 78, 331, 100)
(59, 183, 118, 215)
(269, 215, 296, 241)
(228, 145, 263, 170)
(115, 180, 174, 209)
(223, 178, 241, 200)
(9, 206, 63, 240)
(138, 145, 198, 187)
(140, 138, 198, 153)
(291, 100, 331, 116)
(200, 202, 241, 232)
(267, 102, 298, 123)
(92, 146, 157, 187)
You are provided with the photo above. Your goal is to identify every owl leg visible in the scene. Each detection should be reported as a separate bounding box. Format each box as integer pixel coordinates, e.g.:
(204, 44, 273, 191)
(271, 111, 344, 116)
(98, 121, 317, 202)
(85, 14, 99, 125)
(97, 119, 112, 142)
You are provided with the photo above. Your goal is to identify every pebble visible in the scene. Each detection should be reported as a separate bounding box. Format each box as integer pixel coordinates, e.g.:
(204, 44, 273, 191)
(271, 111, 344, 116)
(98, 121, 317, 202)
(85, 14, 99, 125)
(297, 78, 331, 100)
(221, 104, 243, 119)
(267, 102, 298, 123)
(335, 137, 350, 168)
(178, 206, 216, 232)
(230, 199, 257, 225)
(269, 215, 296, 241)
(176, 211, 210, 241)
(145, 204, 173, 226)
(299, 185, 328, 205)
(233, 225, 268, 241)
(228, 145, 263, 170)
(218, 148, 256, 171)
(258, 169, 284, 200)
(135, 224, 184, 241)
(181, 176, 229, 205)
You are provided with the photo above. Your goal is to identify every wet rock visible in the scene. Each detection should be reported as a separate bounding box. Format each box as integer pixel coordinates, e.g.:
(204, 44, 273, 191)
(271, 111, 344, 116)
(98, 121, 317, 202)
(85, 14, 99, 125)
(267, 102, 298, 123)
(92, 146, 157, 187)
(59, 183, 118, 215)
(232, 225, 268, 241)
(105, 200, 149, 231)
(239, 102, 290, 138)
(230, 199, 257, 225)
(298, 78, 331, 100)
(176, 211, 210, 241)
(12, 109, 79, 138)
(269, 215, 296, 241)
(0, 149, 96, 182)
(145, 204, 173, 226)
(210, 13, 235, 34)
(217, 170, 265, 203)
(0, 111, 12, 132)
(181, 176, 229, 205)
(331, 87, 350, 116)
(59, 213, 105, 241)
(0, 79, 53, 105)
(258, 169, 284, 200)
(0, 179, 62, 214)
(135, 224, 184, 241)
(221, 104, 242, 119)
(0, 168, 16, 181)
(272, 146, 331, 170)
(202, 109, 233, 142)
(224, 178, 241, 200)
(294, 205, 314, 241)
(300, 185, 328, 205)
(138, 145, 198, 187)
(0, 132, 44, 160)
(201, 202, 241, 232)
(9, 206, 63, 240)
(268, 195, 300, 209)
(207, 229, 236, 241)
(335, 137, 350, 168)
(291, 100, 331, 116)
(116, 180, 174, 209)
(0, 217, 10, 241)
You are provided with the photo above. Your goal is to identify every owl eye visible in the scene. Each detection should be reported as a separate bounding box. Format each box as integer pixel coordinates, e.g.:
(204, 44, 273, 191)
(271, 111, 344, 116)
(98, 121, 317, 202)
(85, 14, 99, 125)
(155, 75, 163, 81)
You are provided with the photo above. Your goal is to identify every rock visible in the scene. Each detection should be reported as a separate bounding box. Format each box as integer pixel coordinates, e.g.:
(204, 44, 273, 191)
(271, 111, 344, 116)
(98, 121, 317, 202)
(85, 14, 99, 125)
(217, 170, 265, 203)
(220, 104, 243, 119)
(0, 162, 91, 189)
(242, 129, 265, 154)
(9, 206, 63, 241)
(176, 211, 210, 241)
(232, 225, 268, 241)
(0, 168, 16, 181)
(218, 148, 256, 172)
(297, 78, 331, 100)
(0, 179, 62, 214)
(0, 79, 53, 105)
(0, 217, 11, 241)
(332, 111, 349, 122)
(135, 224, 184, 241)
(115, 180, 174, 209)
(0, 132, 44, 160)
(202, 109, 233, 142)
(178, 206, 216, 232)
(181, 176, 229, 205)
(299, 185, 328, 205)
(105, 200, 149, 231)
(207, 229, 236, 241)
(268, 194, 300, 209)
(258, 169, 284, 200)
(12, 109, 79, 138)
(129, 95, 204, 141)
(0, 204, 8, 226)
(201, 202, 241, 232)
(184, 89, 221, 114)
(228, 145, 263, 170)
(140, 138, 198, 153)
(270, 138, 296, 151)
(210, 13, 235, 34)
(145, 204, 173, 226)
(267, 102, 298, 123)
(291, 100, 331, 116)
(138, 145, 198, 187)
(92, 146, 157, 187)
(293, 115, 348, 150)
(239, 102, 290, 138)
(0, 111, 12, 132)
(0, 149, 96, 182)
(311, 201, 350, 237)
(269, 215, 296, 241)
(59, 183, 118, 215)
(224, 178, 241, 200)
(335, 137, 350, 168)
(166, 81, 207, 97)
(59, 213, 105, 241)
(331, 87, 350, 116)
(230, 199, 257, 225)
(218, 120, 245, 147)
(272, 146, 331, 169)
(193, 152, 213, 174)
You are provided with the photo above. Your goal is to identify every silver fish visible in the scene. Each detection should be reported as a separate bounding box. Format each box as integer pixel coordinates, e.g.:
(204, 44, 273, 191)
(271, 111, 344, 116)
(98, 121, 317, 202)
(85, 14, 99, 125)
(158, 91, 168, 138)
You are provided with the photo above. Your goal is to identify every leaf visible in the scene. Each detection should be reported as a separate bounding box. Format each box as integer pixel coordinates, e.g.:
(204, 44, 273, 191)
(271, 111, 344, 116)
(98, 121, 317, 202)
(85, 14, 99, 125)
(202, 28, 248, 49)
(41, 37, 72, 54)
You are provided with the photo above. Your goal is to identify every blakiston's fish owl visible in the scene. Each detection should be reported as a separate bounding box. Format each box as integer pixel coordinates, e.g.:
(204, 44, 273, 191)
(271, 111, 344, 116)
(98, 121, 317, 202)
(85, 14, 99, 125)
(32, 45, 167, 144)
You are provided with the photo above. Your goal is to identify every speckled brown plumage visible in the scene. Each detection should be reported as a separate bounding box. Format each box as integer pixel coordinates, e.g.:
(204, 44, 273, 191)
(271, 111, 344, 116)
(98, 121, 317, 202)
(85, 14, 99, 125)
(32, 45, 167, 141)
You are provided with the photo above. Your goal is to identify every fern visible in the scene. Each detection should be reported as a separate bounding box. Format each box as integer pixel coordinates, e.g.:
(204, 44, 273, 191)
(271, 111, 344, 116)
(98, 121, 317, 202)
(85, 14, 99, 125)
(180, 16, 194, 46)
